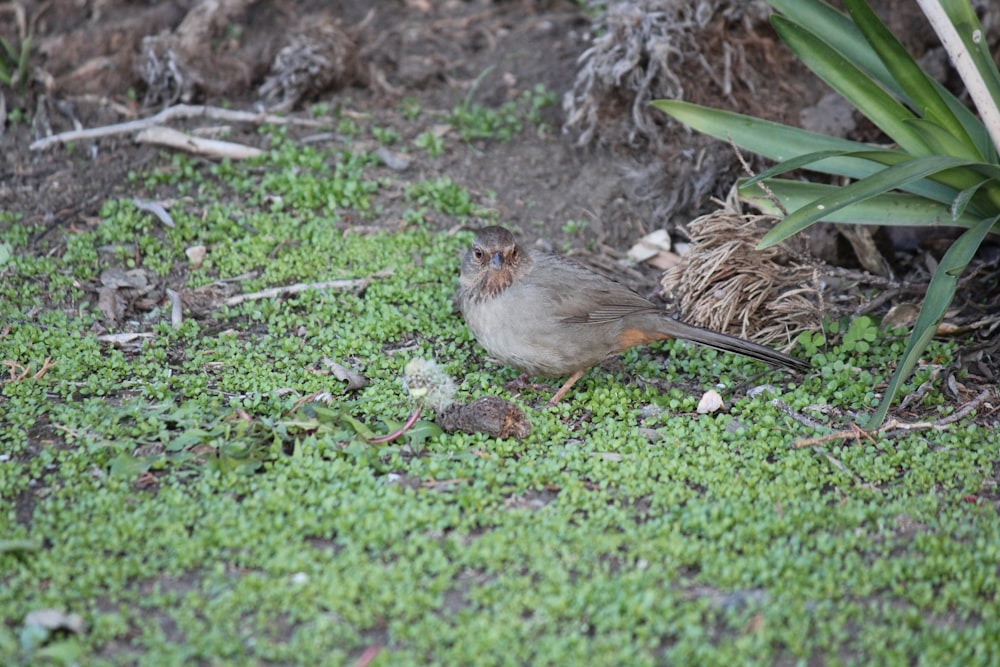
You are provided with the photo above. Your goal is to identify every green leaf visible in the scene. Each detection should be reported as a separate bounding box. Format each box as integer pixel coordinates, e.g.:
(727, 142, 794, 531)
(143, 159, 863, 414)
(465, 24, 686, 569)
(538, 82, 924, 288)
(652, 100, 961, 204)
(940, 1, 1000, 120)
(758, 155, 981, 247)
(866, 215, 998, 428)
(305, 404, 345, 424)
(743, 149, 892, 186)
(108, 452, 153, 478)
(769, 0, 988, 157)
(771, 15, 931, 156)
(951, 179, 990, 219)
(739, 179, 984, 227)
(904, 118, 982, 161)
(406, 420, 443, 451)
(35, 638, 86, 665)
(340, 413, 376, 440)
(652, 100, 888, 178)
(768, 0, 904, 99)
(844, 0, 979, 157)
(19, 622, 49, 654)
(0, 539, 42, 554)
(758, 155, 992, 249)
(168, 427, 214, 451)
(842, 315, 878, 353)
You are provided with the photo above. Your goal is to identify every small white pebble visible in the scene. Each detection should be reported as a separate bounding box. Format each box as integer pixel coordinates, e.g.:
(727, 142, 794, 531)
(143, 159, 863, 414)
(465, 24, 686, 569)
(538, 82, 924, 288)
(697, 389, 725, 414)
(185, 245, 207, 268)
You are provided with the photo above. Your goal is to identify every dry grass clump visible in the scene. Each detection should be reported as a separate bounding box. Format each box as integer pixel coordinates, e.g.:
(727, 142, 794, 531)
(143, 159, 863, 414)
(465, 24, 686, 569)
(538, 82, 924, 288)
(562, 0, 777, 227)
(138, 0, 256, 107)
(661, 193, 834, 348)
(564, 0, 769, 148)
(258, 13, 361, 111)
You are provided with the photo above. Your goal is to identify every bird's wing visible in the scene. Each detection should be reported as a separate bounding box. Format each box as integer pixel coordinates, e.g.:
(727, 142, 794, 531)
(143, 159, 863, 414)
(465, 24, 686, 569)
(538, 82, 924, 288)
(527, 254, 659, 325)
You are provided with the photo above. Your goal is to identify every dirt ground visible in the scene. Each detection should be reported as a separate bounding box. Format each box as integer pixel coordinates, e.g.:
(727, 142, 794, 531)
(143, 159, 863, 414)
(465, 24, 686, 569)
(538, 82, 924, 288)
(1, 0, 834, 259)
(1, 0, 998, 406)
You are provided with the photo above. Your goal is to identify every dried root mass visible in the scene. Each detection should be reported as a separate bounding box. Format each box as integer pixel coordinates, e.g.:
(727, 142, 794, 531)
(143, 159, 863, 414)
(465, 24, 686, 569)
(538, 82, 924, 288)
(661, 194, 829, 347)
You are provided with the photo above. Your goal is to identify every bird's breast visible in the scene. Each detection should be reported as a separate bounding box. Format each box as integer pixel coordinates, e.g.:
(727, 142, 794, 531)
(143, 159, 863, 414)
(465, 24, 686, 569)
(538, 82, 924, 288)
(461, 282, 621, 377)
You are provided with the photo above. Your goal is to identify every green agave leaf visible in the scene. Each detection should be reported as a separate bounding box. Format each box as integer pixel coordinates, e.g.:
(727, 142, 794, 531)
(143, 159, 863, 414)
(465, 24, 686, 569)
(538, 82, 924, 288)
(743, 149, 890, 186)
(772, 15, 932, 156)
(653, 100, 889, 177)
(758, 155, 979, 247)
(865, 214, 998, 428)
(844, 0, 979, 156)
(750, 147, 1000, 203)
(769, 0, 991, 162)
(904, 118, 982, 161)
(767, 0, 904, 99)
(739, 179, 985, 227)
(951, 179, 991, 219)
(652, 101, 962, 205)
(742, 148, 939, 187)
(939, 91, 997, 164)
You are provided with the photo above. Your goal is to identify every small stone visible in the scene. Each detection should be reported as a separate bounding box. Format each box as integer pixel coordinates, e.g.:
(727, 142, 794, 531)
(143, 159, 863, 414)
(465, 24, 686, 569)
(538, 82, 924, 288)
(697, 389, 725, 414)
(186, 245, 207, 268)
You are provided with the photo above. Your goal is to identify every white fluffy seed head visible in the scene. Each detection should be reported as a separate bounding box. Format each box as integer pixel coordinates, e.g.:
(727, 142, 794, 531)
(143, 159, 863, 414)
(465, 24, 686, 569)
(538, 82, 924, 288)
(402, 358, 456, 411)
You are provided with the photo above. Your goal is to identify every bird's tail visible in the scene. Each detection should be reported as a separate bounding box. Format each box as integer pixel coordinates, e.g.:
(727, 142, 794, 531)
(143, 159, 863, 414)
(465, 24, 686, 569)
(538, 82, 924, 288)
(656, 317, 811, 372)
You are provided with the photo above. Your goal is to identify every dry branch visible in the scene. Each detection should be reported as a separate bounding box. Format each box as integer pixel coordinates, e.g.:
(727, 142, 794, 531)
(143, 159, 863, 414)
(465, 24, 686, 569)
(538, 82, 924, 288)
(30, 104, 324, 151)
(136, 126, 262, 159)
(223, 271, 391, 306)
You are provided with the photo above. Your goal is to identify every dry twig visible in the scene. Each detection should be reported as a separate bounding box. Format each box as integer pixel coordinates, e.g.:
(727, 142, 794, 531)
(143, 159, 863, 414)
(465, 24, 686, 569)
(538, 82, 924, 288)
(223, 270, 392, 306)
(30, 104, 324, 151)
(135, 126, 263, 159)
(789, 388, 995, 449)
(2, 357, 57, 383)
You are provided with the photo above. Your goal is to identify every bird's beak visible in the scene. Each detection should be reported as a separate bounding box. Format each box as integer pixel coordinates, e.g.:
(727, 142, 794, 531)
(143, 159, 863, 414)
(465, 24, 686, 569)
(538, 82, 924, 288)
(490, 252, 503, 270)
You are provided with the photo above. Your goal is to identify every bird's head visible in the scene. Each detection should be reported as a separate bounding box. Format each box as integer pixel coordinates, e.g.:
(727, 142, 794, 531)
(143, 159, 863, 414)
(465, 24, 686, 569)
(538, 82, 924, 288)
(460, 225, 530, 301)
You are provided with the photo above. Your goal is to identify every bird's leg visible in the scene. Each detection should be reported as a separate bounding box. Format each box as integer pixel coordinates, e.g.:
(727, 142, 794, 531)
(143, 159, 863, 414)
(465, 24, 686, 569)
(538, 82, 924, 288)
(547, 369, 586, 405)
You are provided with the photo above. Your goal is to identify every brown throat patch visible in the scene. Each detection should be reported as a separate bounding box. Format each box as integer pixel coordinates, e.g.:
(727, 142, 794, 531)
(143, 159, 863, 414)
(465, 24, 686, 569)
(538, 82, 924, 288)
(472, 269, 515, 302)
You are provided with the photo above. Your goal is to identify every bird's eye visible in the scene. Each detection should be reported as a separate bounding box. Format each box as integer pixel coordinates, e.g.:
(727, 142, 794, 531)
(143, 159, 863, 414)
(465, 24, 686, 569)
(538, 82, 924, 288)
(473, 247, 484, 260)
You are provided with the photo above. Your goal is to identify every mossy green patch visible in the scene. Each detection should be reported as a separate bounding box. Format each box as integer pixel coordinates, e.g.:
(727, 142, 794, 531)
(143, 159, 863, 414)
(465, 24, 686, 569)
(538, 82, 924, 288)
(1, 122, 997, 666)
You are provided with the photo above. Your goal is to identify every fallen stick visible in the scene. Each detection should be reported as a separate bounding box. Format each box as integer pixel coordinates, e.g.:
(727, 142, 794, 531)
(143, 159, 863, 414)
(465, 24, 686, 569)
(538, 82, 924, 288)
(223, 270, 392, 306)
(790, 388, 995, 449)
(136, 126, 262, 160)
(29, 103, 325, 151)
